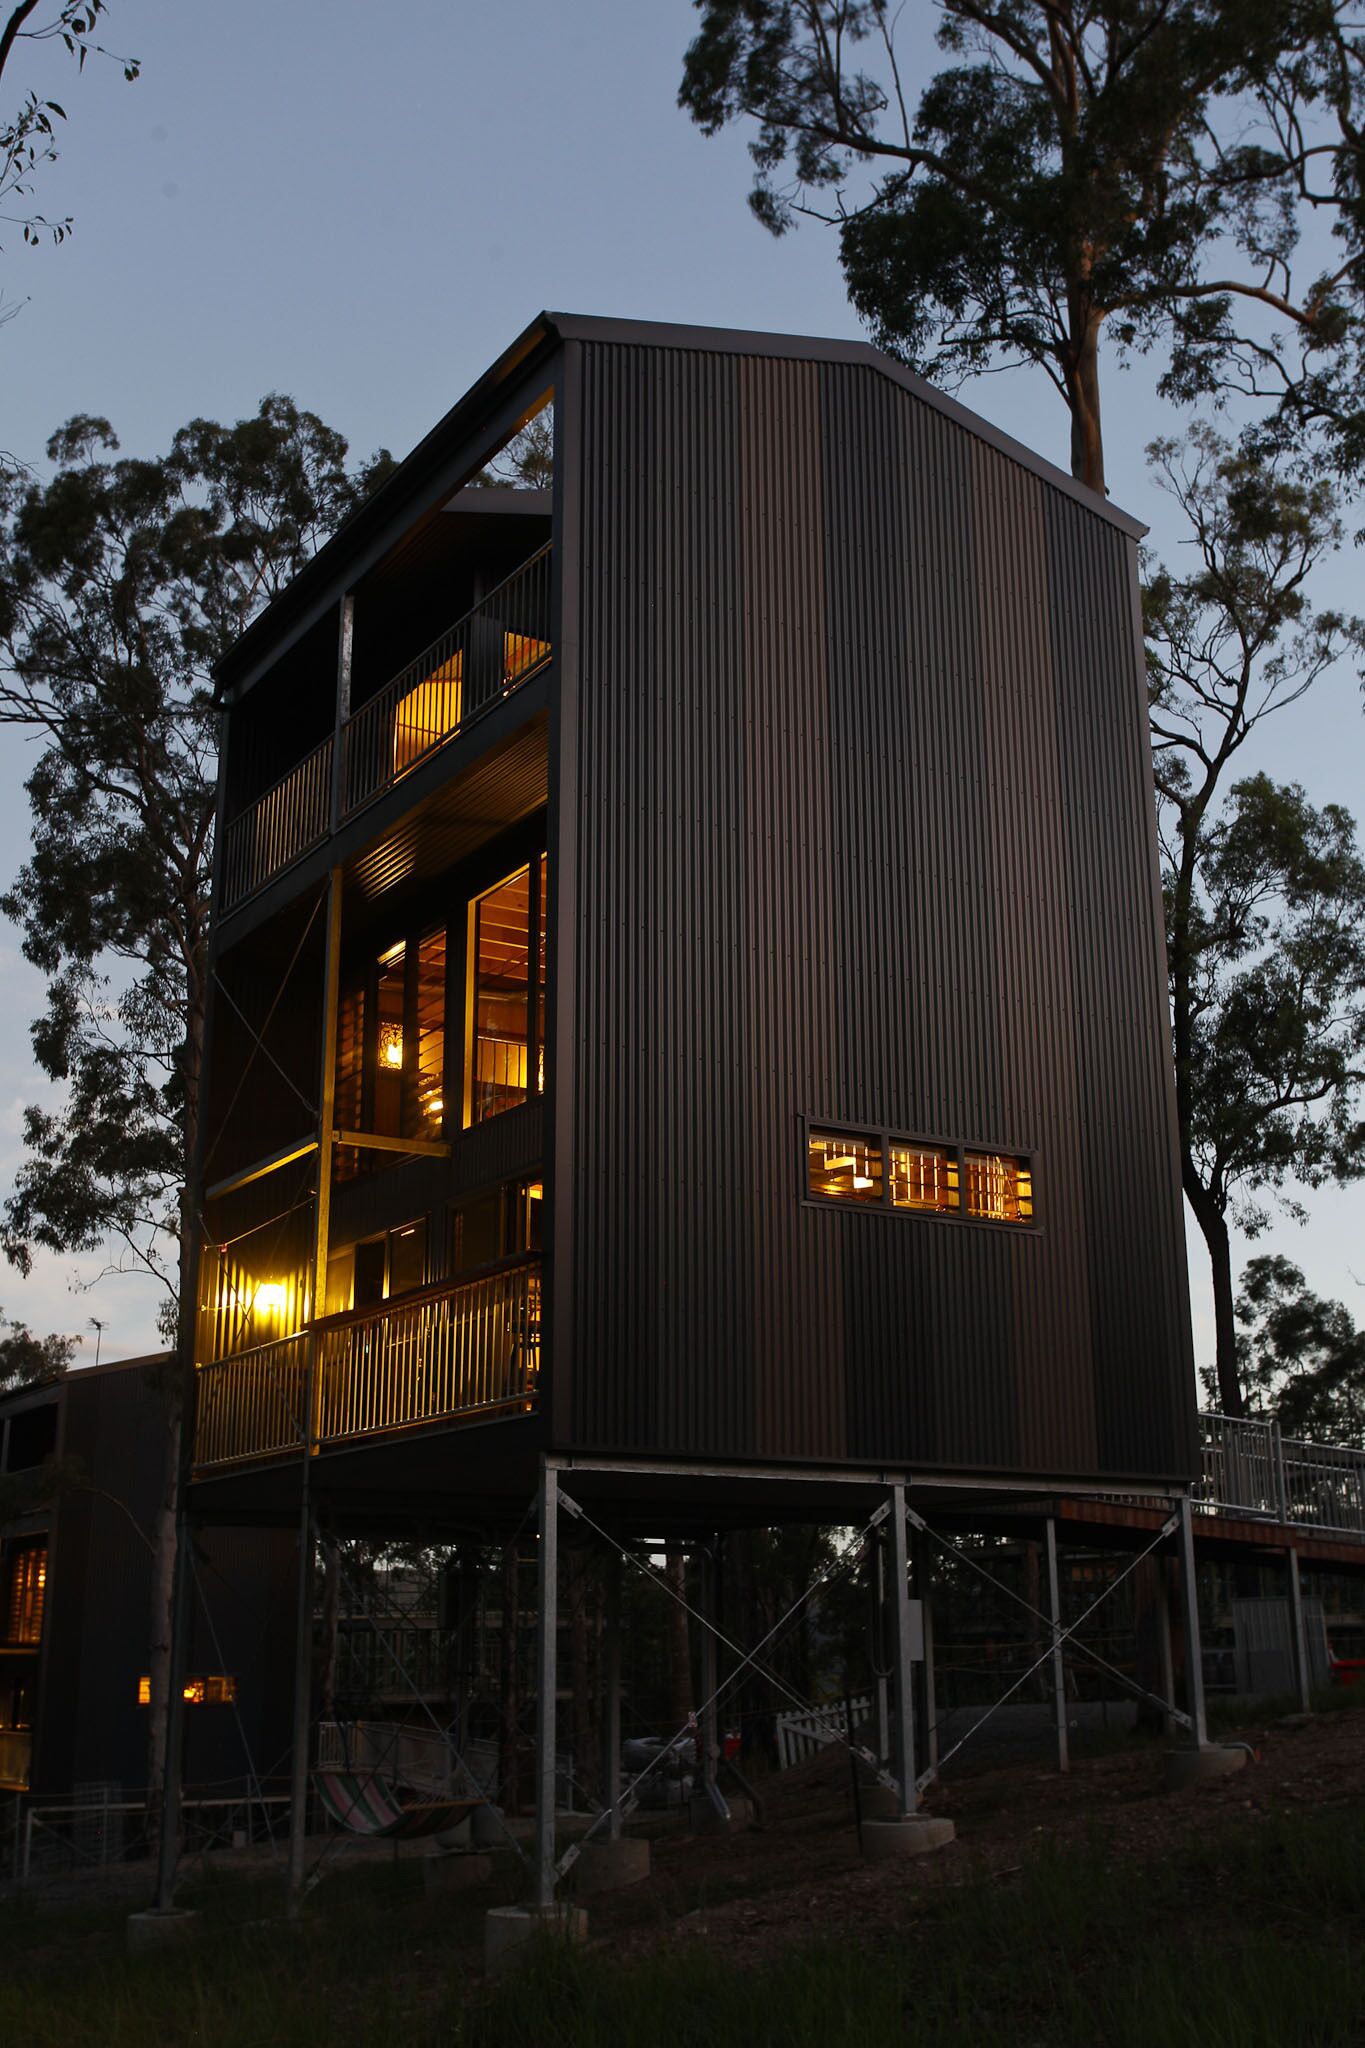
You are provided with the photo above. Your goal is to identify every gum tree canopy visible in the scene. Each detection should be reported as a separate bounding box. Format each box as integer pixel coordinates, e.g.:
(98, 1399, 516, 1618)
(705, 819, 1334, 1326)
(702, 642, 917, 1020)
(681, 1, 1365, 494)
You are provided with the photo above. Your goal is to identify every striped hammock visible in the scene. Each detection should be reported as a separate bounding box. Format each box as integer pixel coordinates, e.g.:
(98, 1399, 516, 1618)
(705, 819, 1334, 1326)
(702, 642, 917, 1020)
(315, 1769, 482, 1841)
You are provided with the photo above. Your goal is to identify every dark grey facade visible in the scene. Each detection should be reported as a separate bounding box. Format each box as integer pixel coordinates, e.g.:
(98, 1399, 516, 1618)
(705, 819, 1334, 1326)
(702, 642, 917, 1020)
(1, 1356, 294, 1797)
(192, 312, 1195, 1531)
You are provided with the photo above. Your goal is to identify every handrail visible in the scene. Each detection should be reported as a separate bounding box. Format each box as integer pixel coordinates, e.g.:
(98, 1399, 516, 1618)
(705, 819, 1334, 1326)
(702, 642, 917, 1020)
(193, 1260, 541, 1470)
(341, 542, 552, 817)
(1197, 1410, 1365, 1540)
(219, 733, 334, 911)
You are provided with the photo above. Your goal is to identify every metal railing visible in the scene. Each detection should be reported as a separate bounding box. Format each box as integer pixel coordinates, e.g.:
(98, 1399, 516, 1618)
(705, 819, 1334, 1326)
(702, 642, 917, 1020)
(1197, 1411, 1365, 1540)
(219, 734, 333, 911)
(193, 1261, 540, 1470)
(193, 1330, 313, 1468)
(342, 543, 552, 817)
(213, 544, 552, 914)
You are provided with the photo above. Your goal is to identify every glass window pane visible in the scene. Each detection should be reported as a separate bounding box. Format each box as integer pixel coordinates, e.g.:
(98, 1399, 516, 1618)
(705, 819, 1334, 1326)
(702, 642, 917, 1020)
(388, 1218, 427, 1296)
(411, 929, 446, 1135)
(470, 866, 530, 1123)
(807, 1130, 884, 1204)
(890, 1143, 959, 1213)
(374, 940, 406, 1137)
(964, 1152, 1033, 1222)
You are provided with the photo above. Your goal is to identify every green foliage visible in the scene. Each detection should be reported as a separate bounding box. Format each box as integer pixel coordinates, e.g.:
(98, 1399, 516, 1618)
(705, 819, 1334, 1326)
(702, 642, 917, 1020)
(0, 402, 394, 1323)
(1144, 424, 1365, 1410)
(1236, 1252, 1365, 1437)
(0, 1303, 72, 1390)
(1, 3, 139, 267)
(680, 2, 1365, 488)
(4, 1806, 1365, 2045)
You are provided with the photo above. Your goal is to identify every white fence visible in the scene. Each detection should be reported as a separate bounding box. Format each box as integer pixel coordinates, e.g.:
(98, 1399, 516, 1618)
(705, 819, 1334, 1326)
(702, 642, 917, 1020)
(773, 1694, 871, 1771)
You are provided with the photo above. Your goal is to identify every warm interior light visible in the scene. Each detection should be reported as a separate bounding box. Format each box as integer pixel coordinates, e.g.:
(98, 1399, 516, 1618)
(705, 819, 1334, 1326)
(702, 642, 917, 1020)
(253, 1282, 289, 1317)
(379, 1022, 404, 1070)
(852, 1175, 873, 1190)
(425, 1096, 443, 1118)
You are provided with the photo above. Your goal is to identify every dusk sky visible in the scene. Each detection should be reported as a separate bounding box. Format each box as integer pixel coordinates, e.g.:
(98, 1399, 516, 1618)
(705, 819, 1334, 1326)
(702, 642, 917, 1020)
(2, 1, 1361, 1370)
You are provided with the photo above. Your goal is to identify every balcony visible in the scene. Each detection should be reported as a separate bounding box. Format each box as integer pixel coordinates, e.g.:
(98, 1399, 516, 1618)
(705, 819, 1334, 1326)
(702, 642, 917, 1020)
(1197, 1412, 1365, 1540)
(218, 544, 552, 914)
(192, 1258, 540, 1471)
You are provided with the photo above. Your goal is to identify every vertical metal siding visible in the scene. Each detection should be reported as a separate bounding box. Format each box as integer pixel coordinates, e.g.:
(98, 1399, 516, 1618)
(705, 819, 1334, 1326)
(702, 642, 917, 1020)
(562, 341, 1195, 1482)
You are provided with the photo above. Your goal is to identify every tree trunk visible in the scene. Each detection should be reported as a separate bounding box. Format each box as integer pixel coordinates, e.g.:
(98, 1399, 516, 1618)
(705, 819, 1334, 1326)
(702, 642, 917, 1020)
(1185, 1173, 1244, 1416)
(146, 927, 207, 1827)
(1063, 315, 1106, 495)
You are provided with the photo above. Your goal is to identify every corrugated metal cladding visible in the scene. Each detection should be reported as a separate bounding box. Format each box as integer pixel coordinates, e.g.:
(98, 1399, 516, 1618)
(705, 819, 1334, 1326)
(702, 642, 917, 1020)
(561, 341, 1195, 1484)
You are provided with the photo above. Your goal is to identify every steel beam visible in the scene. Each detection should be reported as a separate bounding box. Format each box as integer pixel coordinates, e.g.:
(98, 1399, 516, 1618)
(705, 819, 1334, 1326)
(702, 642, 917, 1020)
(1286, 1545, 1312, 1715)
(1175, 1492, 1209, 1748)
(887, 1484, 918, 1812)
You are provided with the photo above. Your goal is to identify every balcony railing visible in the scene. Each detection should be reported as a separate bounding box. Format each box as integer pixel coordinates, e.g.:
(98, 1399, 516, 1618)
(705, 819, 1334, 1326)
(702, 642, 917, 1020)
(192, 1259, 540, 1471)
(341, 542, 552, 818)
(1197, 1412, 1365, 1540)
(217, 543, 552, 913)
(220, 735, 333, 912)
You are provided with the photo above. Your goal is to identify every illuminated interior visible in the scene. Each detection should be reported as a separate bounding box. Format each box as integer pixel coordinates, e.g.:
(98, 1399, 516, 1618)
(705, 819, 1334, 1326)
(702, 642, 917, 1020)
(965, 1152, 1033, 1222)
(6, 1543, 46, 1646)
(807, 1131, 884, 1204)
(467, 858, 547, 1125)
(890, 1143, 959, 1213)
(391, 630, 551, 780)
(138, 1674, 237, 1707)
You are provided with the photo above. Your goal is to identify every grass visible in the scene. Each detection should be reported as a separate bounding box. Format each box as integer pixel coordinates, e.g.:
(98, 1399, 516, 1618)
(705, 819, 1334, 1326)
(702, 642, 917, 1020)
(1, 1799, 1362, 2046)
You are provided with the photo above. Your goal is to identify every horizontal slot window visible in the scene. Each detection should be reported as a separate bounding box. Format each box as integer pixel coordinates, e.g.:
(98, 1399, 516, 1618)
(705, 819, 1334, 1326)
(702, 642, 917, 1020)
(890, 1142, 959, 1214)
(806, 1124, 1035, 1227)
(807, 1130, 884, 1204)
(965, 1151, 1033, 1223)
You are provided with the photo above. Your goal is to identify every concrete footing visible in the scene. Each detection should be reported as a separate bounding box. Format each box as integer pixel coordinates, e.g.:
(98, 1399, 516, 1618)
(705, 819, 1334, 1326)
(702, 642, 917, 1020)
(571, 1837, 651, 1895)
(127, 1908, 202, 1954)
(484, 1903, 588, 1974)
(861, 1816, 956, 1861)
(859, 1784, 904, 1820)
(423, 1851, 494, 1896)
(1164, 1744, 1249, 1791)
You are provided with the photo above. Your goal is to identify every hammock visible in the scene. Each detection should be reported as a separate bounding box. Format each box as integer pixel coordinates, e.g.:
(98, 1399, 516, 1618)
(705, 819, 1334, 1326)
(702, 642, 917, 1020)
(315, 1769, 483, 1841)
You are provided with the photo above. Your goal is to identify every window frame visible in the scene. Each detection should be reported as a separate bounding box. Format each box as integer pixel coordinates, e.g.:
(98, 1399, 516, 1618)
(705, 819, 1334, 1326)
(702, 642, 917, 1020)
(800, 1114, 1039, 1233)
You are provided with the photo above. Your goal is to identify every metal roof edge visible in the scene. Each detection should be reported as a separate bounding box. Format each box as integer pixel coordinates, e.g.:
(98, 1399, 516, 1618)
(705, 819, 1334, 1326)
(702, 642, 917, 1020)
(545, 310, 1147, 542)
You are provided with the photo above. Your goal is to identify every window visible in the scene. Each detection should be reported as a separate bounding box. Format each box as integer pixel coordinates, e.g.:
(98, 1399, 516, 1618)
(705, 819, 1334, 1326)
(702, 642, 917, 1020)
(466, 856, 547, 1125)
(807, 1130, 884, 1205)
(890, 1142, 959, 1214)
(138, 1674, 237, 1707)
(450, 1181, 543, 1274)
(806, 1124, 1035, 1228)
(6, 1544, 46, 1646)
(965, 1152, 1033, 1223)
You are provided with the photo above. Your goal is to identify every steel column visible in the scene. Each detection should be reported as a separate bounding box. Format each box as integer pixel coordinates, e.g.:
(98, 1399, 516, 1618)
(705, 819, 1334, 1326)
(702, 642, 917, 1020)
(1044, 1519, 1069, 1773)
(1175, 1493, 1208, 1748)
(1286, 1545, 1312, 1715)
(534, 1458, 560, 1908)
(872, 1531, 891, 1768)
(887, 1485, 918, 1811)
(699, 1543, 720, 1801)
(286, 1482, 316, 1910)
(601, 1547, 622, 1842)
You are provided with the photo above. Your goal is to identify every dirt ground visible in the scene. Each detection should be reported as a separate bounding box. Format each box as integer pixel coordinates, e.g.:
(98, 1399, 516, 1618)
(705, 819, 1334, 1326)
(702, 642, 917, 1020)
(585, 1704, 1365, 1965)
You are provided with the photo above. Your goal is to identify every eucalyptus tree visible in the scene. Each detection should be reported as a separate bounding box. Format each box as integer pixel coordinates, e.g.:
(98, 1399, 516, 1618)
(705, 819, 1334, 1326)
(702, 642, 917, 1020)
(1145, 425, 1365, 1410)
(681, 1, 1364, 493)
(0, 397, 393, 1801)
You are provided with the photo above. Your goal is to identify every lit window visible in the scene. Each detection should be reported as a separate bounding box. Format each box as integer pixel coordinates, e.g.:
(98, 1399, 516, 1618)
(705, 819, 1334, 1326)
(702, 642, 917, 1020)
(965, 1152, 1033, 1223)
(807, 1130, 884, 1204)
(890, 1143, 959, 1214)
(467, 858, 547, 1124)
(6, 1544, 46, 1645)
(137, 1674, 237, 1707)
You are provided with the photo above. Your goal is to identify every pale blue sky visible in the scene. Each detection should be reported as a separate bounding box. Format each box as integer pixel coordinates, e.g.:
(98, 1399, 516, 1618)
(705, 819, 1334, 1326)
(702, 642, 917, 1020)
(1, 1, 1361, 1370)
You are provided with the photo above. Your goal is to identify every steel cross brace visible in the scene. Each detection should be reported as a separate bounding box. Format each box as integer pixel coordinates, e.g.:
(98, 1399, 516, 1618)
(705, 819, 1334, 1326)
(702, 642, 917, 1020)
(553, 1489, 901, 1876)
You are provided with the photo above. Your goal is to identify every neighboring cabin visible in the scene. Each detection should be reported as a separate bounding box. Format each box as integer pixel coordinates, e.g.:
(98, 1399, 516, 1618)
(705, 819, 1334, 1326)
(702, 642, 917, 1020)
(1, 1354, 293, 1800)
